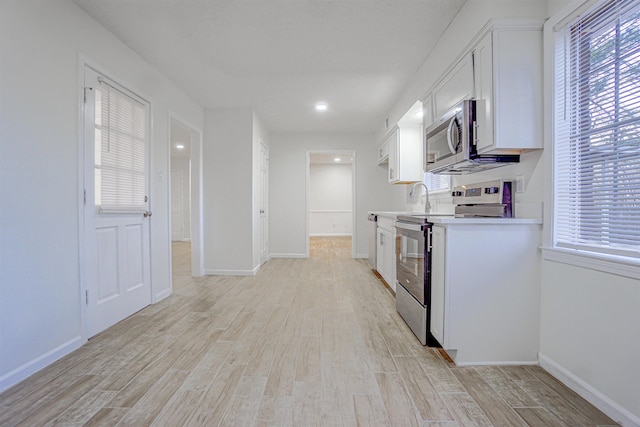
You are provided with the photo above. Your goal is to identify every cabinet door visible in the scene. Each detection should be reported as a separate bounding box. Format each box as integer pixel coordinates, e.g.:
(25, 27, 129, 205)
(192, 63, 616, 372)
(384, 229, 396, 291)
(473, 31, 495, 152)
(377, 140, 389, 164)
(387, 129, 399, 183)
(430, 225, 446, 346)
(376, 228, 385, 276)
(423, 94, 434, 129)
(433, 53, 474, 119)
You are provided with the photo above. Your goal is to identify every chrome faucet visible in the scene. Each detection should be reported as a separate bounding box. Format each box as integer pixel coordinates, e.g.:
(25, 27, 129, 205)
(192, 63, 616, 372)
(410, 182, 432, 213)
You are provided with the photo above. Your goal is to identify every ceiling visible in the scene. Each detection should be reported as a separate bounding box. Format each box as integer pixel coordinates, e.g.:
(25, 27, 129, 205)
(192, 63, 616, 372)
(73, 0, 466, 134)
(309, 152, 353, 165)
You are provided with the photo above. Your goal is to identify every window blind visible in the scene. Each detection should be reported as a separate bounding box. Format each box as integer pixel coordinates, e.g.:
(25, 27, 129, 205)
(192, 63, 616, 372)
(425, 172, 450, 193)
(94, 80, 148, 212)
(554, 0, 640, 258)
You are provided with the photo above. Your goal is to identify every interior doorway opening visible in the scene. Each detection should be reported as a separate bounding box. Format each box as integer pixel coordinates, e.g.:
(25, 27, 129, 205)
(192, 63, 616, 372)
(306, 150, 356, 258)
(169, 116, 203, 288)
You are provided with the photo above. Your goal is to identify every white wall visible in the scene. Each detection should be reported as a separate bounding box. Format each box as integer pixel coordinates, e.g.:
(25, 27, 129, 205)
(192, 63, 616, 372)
(309, 163, 353, 236)
(538, 1, 640, 425)
(0, 0, 204, 391)
(203, 108, 254, 274)
(270, 133, 405, 258)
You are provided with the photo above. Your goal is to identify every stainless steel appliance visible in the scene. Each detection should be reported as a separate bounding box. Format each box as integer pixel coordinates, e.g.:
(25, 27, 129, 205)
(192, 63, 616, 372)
(394, 179, 514, 346)
(395, 215, 436, 346)
(425, 99, 519, 174)
(367, 213, 377, 268)
(452, 179, 513, 218)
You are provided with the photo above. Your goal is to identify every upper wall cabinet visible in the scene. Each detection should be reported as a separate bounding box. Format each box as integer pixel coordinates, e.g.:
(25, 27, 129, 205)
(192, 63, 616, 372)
(432, 53, 474, 120)
(473, 22, 543, 154)
(377, 138, 389, 164)
(387, 125, 423, 184)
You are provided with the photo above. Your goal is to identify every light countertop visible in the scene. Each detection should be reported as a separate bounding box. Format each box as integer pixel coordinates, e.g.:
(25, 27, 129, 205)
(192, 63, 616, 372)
(369, 211, 542, 225)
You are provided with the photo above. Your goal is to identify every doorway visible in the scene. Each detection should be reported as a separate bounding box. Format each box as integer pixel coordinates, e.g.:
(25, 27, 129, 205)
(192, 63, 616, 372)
(306, 150, 356, 258)
(82, 66, 152, 337)
(169, 116, 203, 289)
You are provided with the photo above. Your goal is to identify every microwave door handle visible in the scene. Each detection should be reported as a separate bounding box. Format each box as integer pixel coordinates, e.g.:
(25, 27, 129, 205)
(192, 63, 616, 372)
(446, 117, 458, 154)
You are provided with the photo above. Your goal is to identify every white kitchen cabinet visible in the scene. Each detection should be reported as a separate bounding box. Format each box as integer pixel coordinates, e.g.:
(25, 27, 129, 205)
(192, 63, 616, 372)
(377, 138, 389, 164)
(386, 126, 422, 184)
(432, 53, 474, 120)
(376, 216, 396, 292)
(422, 94, 434, 129)
(429, 225, 446, 345)
(428, 220, 541, 365)
(472, 24, 543, 154)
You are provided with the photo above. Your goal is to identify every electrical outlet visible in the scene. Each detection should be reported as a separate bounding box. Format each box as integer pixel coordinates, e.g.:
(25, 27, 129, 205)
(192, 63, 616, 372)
(516, 175, 525, 193)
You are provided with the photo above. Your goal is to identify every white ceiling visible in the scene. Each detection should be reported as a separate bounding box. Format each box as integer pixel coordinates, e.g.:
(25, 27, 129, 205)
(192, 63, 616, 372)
(73, 0, 466, 134)
(309, 152, 353, 165)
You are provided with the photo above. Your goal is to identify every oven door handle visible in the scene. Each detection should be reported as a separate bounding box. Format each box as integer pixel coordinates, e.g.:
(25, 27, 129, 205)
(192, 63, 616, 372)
(395, 222, 424, 232)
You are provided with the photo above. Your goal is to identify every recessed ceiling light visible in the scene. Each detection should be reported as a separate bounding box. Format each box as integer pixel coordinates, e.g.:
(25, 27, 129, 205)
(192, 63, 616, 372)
(176, 144, 185, 149)
(315, 102, 328, 112)
(334, 157, 341, 162)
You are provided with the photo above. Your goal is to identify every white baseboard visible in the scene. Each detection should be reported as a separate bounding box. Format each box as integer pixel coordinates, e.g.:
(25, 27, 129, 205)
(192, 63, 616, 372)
(154, 288, 172, 302)
(0, 335, 85, 393)
(309, 233, 352, 237)
(539, 353, 640, 427)
(269, 253, 307, 259)
(354, 253, 368, 259)
(204, 268, 258, 276)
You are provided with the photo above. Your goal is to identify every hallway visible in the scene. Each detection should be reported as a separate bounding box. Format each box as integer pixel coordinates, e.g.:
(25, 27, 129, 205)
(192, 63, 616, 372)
(0, 238, 617, 426)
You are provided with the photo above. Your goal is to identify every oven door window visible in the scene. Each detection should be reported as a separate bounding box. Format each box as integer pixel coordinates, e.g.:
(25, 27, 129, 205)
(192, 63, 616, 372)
(396, 227, 425, 305)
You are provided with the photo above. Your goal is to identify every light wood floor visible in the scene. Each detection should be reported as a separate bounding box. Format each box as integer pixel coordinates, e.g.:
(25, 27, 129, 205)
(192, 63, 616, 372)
(0, 237, 618, 426)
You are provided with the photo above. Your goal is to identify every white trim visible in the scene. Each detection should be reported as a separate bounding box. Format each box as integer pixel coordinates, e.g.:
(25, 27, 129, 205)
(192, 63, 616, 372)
(204, 266, 260, 276)
(542, 247, 640, 280)
(168, 113, 204, 278)
(453, 360, 538, 367)
(310, 233, 352, 237)
(0, 336, 84, 393)
(306, 148, 357, 259)
(539, 353, 640, 427)
(269, 253, 308, 259)
(309, 210, 353, 214)
(155, 288, 172, 302)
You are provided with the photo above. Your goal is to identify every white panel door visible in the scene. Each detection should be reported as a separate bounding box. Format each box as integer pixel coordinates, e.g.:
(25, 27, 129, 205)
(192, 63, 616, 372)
(171, 169, 184, 241)
(259, 143, 269, 265)
(83, 67, 152, 338)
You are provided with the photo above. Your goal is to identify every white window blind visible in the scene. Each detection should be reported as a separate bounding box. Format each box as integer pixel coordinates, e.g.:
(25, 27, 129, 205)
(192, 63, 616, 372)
(554, 0, 640, 258)
(424, 172, 450, 193)
(94, 79, 148, 213)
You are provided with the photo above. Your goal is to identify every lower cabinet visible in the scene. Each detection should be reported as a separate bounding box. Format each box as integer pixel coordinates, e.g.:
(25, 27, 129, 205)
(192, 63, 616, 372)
(376, 217, 397, 292)
(429, 222, 541, 365)
(430, 225, 446, 346)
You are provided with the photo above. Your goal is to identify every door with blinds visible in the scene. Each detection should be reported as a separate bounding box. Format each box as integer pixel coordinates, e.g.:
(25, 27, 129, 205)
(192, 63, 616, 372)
(83, 66, 152, 337)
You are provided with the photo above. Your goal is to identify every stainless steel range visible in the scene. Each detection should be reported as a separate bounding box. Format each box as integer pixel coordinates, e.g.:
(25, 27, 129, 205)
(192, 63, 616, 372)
(394, 179, 513, 346)
(394, 214, 435, 345)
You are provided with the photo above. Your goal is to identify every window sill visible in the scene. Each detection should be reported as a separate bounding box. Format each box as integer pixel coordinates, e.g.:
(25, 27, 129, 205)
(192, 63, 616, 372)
(541, 247, 640, 280)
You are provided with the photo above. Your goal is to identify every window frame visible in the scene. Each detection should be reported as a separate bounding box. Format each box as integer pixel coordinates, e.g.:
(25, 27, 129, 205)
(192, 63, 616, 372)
(543, 0, 640, 279)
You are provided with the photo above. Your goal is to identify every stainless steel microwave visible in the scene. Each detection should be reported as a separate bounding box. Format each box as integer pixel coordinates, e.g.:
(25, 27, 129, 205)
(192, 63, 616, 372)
(424, 99, 519, 174)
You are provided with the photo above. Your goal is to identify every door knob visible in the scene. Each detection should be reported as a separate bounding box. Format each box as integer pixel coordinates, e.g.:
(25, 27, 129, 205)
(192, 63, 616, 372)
(143, 211, 152, 217)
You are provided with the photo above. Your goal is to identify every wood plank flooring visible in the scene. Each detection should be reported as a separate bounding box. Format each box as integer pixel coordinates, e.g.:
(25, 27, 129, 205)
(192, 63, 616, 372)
(0, 236, 619, 426)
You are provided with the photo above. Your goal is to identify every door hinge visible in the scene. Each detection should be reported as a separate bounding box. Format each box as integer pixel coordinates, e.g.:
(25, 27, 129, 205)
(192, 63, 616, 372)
(85, 290, 89, 305)
(83, 189, 87, 205)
